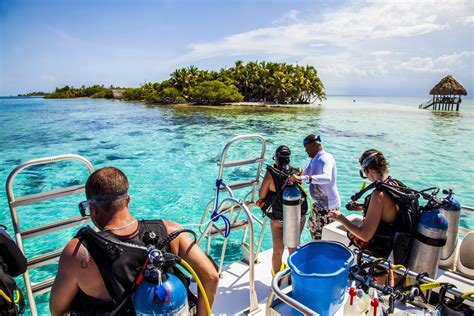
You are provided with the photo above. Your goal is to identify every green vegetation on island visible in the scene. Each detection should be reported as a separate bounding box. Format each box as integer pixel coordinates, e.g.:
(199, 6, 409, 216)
(18, 91, 48, 97)
(24, 61, 325, 105)
(45, 85, 114, 99)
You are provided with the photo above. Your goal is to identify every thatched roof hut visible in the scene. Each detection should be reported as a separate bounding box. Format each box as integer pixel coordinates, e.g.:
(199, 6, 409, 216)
(429, 75, 467, 96)
(420, 75, 467, 111)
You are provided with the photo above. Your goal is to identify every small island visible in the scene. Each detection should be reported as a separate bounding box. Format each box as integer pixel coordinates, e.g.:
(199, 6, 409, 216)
(21, 61, 325, 105)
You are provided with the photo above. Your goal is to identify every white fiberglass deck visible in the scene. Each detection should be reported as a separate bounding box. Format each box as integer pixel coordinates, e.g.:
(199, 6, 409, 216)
(211, 248, 284, 315)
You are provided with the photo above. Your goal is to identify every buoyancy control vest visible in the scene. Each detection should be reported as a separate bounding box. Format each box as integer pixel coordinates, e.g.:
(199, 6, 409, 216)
(70, 220, 197, 315)
(260, 165, 308, 221)
(0, 226, 26, 315)
(347, 178, 420, 265)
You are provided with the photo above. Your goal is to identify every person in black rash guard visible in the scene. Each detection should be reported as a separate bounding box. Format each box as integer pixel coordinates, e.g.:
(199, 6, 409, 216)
(258, 146, 307, 276)
(49, 167, 219, 316)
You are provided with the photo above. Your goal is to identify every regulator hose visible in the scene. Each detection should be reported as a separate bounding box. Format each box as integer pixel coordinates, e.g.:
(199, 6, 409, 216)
(296, 183, 312, 214)
(179, 258, 212, 316)
(156, 229, 198, 250)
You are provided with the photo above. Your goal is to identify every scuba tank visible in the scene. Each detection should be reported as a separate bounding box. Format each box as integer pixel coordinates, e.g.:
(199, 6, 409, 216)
(134, 249, 189, 316)
(408, 208, 448, 278)
(439, 189, 461, 269)
(282, 184, 302, 248)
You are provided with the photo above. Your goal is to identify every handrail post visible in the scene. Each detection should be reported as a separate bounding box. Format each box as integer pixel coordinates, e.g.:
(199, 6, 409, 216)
(270, 269, 319, 315)
(5, 154, 94, 315)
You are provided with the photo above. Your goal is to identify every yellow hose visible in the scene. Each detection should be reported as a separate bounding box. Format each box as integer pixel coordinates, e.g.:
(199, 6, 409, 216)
(179, 259, 211, 316)
(297, 183, 312, 215)
(419, 282, 441, 291)
(0, 289, 20, 303)
(461, 291, 474, 299)
(387, 264, 411, 287)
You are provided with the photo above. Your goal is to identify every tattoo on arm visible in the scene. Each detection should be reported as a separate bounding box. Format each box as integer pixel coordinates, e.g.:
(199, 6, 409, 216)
(78, 247, 89, 269)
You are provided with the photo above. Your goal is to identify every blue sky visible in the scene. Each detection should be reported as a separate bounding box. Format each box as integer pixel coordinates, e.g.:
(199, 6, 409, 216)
(1, 0, 473, 96)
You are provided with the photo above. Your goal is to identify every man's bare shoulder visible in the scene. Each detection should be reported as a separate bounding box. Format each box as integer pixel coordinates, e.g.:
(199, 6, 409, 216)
(162, 220, 184, 234)
(59, 238, 89, 269)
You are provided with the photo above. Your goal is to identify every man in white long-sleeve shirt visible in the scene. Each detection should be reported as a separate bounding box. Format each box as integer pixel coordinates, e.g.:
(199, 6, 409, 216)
(289, 134, 341, 239)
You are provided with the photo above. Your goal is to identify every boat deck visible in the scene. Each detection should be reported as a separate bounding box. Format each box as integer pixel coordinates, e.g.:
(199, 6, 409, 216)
(211, 248, 283, 315)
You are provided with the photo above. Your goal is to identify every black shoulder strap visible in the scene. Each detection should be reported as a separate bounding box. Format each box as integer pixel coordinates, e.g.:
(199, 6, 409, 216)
(350, 181, 377, 202)
(76, 226, 148, 305)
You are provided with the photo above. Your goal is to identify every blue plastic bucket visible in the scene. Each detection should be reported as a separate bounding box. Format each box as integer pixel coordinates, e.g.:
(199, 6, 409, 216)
(288, 241, 354, 315)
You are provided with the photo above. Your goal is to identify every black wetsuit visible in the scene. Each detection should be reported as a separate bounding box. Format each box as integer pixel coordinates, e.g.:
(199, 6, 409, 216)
(260, 165, 308, 221)
(70, 220, 179, 315)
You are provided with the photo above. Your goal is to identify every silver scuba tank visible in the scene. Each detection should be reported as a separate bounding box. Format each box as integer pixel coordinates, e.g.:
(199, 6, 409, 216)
(283, 184, 302, 248)
(408, 209, 448, 278)
(439, 193, 461, 268)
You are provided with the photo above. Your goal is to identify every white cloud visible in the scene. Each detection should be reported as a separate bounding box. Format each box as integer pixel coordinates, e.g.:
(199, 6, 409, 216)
(397, 57, 447, 73)
(396, 51, 474, 73)
(370, 51, 405, 57)
(173, 0, 471, 65)
(166, 0, 473, 94)
(462, 15, 474, 26)
(272, 9, 300, 25)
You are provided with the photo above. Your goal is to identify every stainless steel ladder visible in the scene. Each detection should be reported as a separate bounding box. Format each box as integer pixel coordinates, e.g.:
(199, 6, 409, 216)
(197, 134, 268, 274)
(6, 154, 94, 315)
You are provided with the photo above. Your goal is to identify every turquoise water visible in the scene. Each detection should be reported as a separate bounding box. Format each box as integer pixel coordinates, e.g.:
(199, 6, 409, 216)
(1, 96, 473, 314)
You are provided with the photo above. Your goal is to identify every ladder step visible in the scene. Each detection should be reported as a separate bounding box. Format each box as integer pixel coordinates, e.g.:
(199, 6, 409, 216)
(211, 220, 248, 236)
(219, 180, 259, 192)
(21, 216, 91, 240)
(12, 185, 85, 207)
(222, 157, 265, 168)
(32, 277, 55, 297)
(27, 249, 63, 269)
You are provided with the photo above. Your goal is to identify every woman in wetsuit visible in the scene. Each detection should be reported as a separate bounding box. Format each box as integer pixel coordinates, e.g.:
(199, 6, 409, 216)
(329, 149, 400, 260)
(258, 145, 307, 275)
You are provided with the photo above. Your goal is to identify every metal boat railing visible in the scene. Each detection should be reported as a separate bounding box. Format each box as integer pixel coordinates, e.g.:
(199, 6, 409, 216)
(197, 197, 260, 314)
(266, 268, 319, 316)
(6, 154, 94, 315)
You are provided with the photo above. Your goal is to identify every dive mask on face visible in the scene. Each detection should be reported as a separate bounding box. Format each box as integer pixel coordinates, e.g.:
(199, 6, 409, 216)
(358, 152, 378, 179)
(303, 135, 321, 146)
(78, 193, 129, 217)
